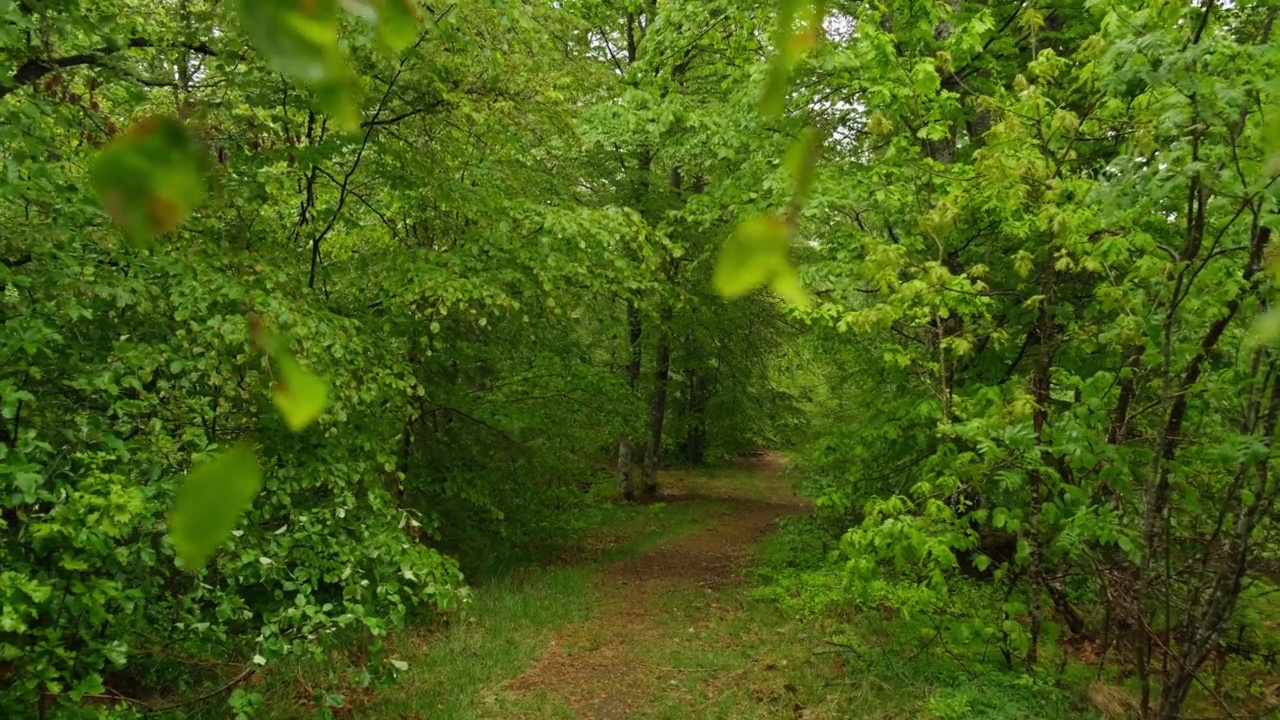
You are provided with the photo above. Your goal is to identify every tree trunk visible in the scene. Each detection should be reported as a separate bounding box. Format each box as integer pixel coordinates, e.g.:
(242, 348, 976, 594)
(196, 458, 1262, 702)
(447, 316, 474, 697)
(616, 301, 643, 499)
(682, 367, 708, 464)
(641, 321, 671, 497)
(616, 433, 635, 500)
(1026, 285, 1053, 670)
(1158, 360, 1280, 719)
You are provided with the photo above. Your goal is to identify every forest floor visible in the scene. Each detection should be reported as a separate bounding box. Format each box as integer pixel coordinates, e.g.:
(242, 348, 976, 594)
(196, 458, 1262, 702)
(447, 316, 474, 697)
(253, 455, 1110, 720)
(298, 455, 858, 719)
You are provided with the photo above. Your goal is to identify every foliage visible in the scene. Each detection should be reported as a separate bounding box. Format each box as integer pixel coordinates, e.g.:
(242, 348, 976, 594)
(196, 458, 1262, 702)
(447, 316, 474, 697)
(753, 506, 1096, 720)
(783, 0, 1280, 715)
(0, 0, 804, 714)
(752, 515, 847, 617)
(10, 0, 1279, 715)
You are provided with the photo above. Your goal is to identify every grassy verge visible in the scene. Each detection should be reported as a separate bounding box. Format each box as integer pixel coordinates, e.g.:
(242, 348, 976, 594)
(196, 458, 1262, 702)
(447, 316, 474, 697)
(623, 586, 848, 720)
(248, 478, 741, 719)
(352, 566, 600, 719)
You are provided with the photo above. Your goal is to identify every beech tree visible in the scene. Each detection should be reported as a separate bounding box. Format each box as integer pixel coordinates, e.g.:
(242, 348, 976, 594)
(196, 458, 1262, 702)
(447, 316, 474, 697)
(7, 0, 1280, 717)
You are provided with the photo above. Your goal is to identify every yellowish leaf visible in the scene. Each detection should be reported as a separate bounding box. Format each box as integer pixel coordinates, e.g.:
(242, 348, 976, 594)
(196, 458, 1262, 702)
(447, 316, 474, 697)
(272, 356, 329, 431)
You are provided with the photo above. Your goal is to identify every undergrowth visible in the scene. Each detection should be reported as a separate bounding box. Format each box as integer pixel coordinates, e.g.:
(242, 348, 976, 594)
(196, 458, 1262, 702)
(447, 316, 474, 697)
(751, 517, 1100, 720)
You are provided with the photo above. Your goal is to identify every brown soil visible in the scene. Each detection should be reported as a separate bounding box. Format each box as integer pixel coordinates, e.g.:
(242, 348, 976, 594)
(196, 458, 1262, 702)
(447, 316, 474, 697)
(504, 454, 806, 719)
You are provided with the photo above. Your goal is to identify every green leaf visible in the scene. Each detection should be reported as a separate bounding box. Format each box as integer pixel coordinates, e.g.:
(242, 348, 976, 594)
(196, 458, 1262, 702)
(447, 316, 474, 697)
(783, 128, 822, 203)
(14, 471, 41, 502)
(1247, 307, 1280, 348)
(344, 0, 422, 51)
(770, 265, 812, 308)
(272, 355, 329, 431)
(911, 59, 941, 95)
(91, 116, 207, 243)
(234, 0, 359, 128)
(760, 0, 825, 116)
(760, 62, 791, 118)
(248, 316, 330, 431)
(169, 445, 262, 570)
(714, 217, 811, 306)
(714, 216, 790, 298)
(235, 0, 339, 79)
(1263, 112, 1280, 177)
(992, 507, 1009, 528)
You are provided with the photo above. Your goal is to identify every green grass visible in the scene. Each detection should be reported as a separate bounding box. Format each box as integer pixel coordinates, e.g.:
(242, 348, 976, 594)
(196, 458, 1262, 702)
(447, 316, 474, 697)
(626, 587, 850, 720)
(358, 567, 599, 719)
(248, 477, 737, 719)
(595, 498, 733, 561)
(246, 463, 1103, 720)
(355, 494, 742, 720)
(242, 567, 600, 719)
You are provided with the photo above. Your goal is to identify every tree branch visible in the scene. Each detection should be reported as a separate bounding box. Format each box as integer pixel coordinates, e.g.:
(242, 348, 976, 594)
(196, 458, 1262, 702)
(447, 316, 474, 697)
(2, 37, 220, 101)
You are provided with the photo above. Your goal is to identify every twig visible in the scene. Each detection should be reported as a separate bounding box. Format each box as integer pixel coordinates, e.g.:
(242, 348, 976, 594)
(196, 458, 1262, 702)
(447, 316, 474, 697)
(1140, 617, 1238, 720)
(60, 666, 255, 715)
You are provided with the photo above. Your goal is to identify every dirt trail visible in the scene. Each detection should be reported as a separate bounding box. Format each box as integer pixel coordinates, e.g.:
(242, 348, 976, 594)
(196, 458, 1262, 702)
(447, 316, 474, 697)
(505, 455, 807, 719)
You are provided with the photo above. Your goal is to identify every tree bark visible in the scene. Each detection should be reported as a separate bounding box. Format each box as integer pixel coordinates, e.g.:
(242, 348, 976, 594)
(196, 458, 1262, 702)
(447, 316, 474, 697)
(616, 433, 635, 499)
(616, 301, 643, 499)
(1026, 254, 1055, 670)
(641, 316, 671, 497)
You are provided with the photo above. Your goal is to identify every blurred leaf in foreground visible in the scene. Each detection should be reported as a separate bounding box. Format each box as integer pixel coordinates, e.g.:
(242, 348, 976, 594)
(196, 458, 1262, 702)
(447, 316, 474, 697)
(234, 0, 359, 128)
(760, 0, 826, 116)
(1248, 306, 1280, 348)
(272, 355, 329, 431)
(169, 444, 262, 570)
(343, 0, 422, 51)
(91, 116, 207, 243)
(784, 128, 821, 203)
(250, 314, 330, 431)
(714, 216, 810, 306)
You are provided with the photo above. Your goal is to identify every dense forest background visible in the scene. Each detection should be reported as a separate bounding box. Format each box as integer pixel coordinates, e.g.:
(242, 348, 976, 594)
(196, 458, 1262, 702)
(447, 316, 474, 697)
(4, 0, 1280, 718)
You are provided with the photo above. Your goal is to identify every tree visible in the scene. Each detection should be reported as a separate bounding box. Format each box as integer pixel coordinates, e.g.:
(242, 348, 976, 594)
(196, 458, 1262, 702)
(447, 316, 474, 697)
(798, 0, 1280, 715)
(576, 0, 807, 496)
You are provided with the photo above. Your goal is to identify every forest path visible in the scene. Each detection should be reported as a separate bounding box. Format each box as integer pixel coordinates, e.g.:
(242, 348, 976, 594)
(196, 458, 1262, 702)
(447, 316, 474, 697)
(349, 455, 847, 720)
(502, 453, 808, 718)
